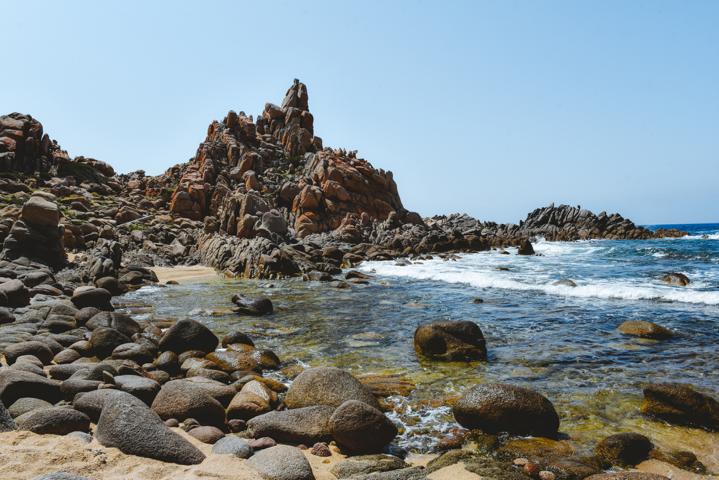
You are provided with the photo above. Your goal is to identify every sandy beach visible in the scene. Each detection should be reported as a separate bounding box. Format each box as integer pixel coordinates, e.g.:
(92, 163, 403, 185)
(150, 265, 220, 284)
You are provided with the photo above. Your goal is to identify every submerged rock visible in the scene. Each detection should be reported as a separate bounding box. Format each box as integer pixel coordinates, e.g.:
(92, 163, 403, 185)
(618, 321, 673, 340)
(413, 321, 486, 361)
(641, 383, 719, 431)
(595, 433, 653, 467)
(453, 383, 560, 437)
(661, 272, 690, 286)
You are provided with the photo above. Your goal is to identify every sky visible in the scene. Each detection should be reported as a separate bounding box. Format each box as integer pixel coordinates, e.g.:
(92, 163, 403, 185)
(2, 1, 717, 224)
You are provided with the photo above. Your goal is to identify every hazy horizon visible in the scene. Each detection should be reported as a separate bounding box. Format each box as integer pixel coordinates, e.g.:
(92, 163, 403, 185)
(3, 1, 717, 225)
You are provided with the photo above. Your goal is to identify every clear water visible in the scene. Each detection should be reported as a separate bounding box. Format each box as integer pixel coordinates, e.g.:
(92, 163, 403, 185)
(119, 223, 719, 463)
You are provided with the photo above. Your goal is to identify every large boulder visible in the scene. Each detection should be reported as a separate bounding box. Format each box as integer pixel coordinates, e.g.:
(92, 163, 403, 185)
(15, 406, 90, 435)
(89, 327, 131, 358)
(151, 379, 226, 427)
(158, 319, 218, 354)
(22, 195, 60, 228)
(0, 368, 62, 406)
(7, 397, 52, 419)
(4, 341, 54, 365)
(86, 311, 140, 337)
(641, 383, 719, 431)
(453, 383, 560, 437)
(96, 391, 205, 465)
(72, 389, 126, 423)
(328, 400, 397, 454)
(113, 375, 160, 405)
(284, 367, 379, 409)
(247, 406, 334, 444)
(226, 380, 275, 421)
(71, 288, 113, 311)
(331, 455, 408, 478)
(246, 444, 315, 480)
(211, 435, 253, 458)
(0, 280, 30, 308)
(413, 321, 486, 361)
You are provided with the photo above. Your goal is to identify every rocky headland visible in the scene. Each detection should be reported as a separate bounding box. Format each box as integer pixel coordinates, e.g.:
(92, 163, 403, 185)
(0, 81, 712, 480)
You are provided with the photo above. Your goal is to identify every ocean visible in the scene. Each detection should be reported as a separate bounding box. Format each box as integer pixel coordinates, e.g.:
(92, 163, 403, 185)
(121, 223, 719, 454)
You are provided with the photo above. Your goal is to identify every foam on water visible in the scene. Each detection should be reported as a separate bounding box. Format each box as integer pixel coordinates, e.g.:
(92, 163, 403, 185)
(360, 236, 719, 305)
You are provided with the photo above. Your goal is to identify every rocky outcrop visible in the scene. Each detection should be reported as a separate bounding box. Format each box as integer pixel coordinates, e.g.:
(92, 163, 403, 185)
(641, 383, 719, 431)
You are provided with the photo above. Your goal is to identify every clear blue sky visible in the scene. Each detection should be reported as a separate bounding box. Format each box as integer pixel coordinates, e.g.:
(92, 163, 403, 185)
(3, 1, 717, 224)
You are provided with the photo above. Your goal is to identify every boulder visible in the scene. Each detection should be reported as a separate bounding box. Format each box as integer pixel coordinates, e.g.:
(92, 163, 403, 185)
(285, 367, 379, 409)
(618, 321, 673, 340)
(4, 341, 54, 365)
(453, 383, 560, 437)
(0, 368, 62, 405)
(151, 379, 226, 427)
(517, 239, 535, 255)
(113, 375, 160, 405)
(584, 474, 669, 480)
(22, 195, 60, 228)
(641, 383, 719, 430)
(71, 288, 113, 310)
(86, 311, 140, 337)
(247, 406, 334, 444)
(246, 444, 315, 480)
(595, 433, 653, 467)
(15, 406, 90, 434)
(89, 327, 131, 358)
(8, 397, 53, 419)
(0, 280, 30, 307)
(72, 389, 126, 423)
(226, 380, 274, 420)
(231, 295, 274, 316)
(328, 400, 397, 454)
(661, 272, 689, 286)
(31, 473, 91, 480)
(211, 435, 253, 458)
(413, 321, 486, 361)
(158, 319, 218, 354)
(96, 391, 205, 465)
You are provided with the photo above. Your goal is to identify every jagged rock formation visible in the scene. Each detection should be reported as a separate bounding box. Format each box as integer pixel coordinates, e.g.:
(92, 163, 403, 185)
(0, 79, 686, 280)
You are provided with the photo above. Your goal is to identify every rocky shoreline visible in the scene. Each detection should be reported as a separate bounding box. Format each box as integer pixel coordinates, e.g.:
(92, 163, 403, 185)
(0, 81, 713, 480)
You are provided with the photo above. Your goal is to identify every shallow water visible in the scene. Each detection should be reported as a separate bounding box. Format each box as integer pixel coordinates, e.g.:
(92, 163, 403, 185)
(119, 223, 719, 462)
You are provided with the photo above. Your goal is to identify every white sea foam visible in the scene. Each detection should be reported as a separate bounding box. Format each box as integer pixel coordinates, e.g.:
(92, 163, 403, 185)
(360, 252, 719, 306)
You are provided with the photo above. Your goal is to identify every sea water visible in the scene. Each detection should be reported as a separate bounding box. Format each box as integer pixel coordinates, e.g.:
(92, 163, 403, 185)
(120, 223, 719, 457)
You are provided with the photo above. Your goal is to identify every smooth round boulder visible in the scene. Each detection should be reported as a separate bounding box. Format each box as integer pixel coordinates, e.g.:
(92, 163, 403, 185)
(158, 319, 218, 354)
(89, 327, 131, 359)
(0, 307, 15, 324)
(15, 407, 90, 434)
(8, 397, 53, 418)
(247, 405, 334, 445)
(284, 367, 379, 409)
(231, 295, 273, 316)
(72, 389, 126, 423)
(595, 433, 653, 467)
(96, 391, 205, 465)
(0, 399, 16, 431)
(4, 341, 54, 365)
(74, 307, 100, 326)
(0, 369, 62, 406)
(414, 321, 486, 361)
(221, 330, 255, 348)
(0, 279, 30, 308)
(641, 383, 719, 431)
(618, 321, 673, 340)
(246, 444, 315, 480)
(453, 383, 560, 437)
(71, 288, 113, 310)
(328, 400, 397, 454)
(113, 375, 160, 405)
(211, 435, 253, 458)
(151, 379, 226, 427)
(111, 342, 153, 364)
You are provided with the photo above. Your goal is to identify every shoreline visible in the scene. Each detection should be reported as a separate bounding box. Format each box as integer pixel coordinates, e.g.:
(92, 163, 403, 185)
(150, 265, 221, 284)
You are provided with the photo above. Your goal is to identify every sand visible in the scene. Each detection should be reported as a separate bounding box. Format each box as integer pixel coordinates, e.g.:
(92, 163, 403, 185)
(0, 428, 346, 480)
(150, 265, 220, 284)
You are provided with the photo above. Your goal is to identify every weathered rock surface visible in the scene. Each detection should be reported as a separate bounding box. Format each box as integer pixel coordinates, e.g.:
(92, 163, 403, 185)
(641, 383, 719, 431)
(284, 366, 379, 409)
(453, 383, 560, 437)
(246, 444, 315, 480)
(414, 321, 486, 361)
(247, 405, 334, 445)
(96, 391, 205, 465)
(328, 400, 397, 454)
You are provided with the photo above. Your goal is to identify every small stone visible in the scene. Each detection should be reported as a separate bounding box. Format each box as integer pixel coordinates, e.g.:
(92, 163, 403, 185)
(310, 442, 331, 457)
